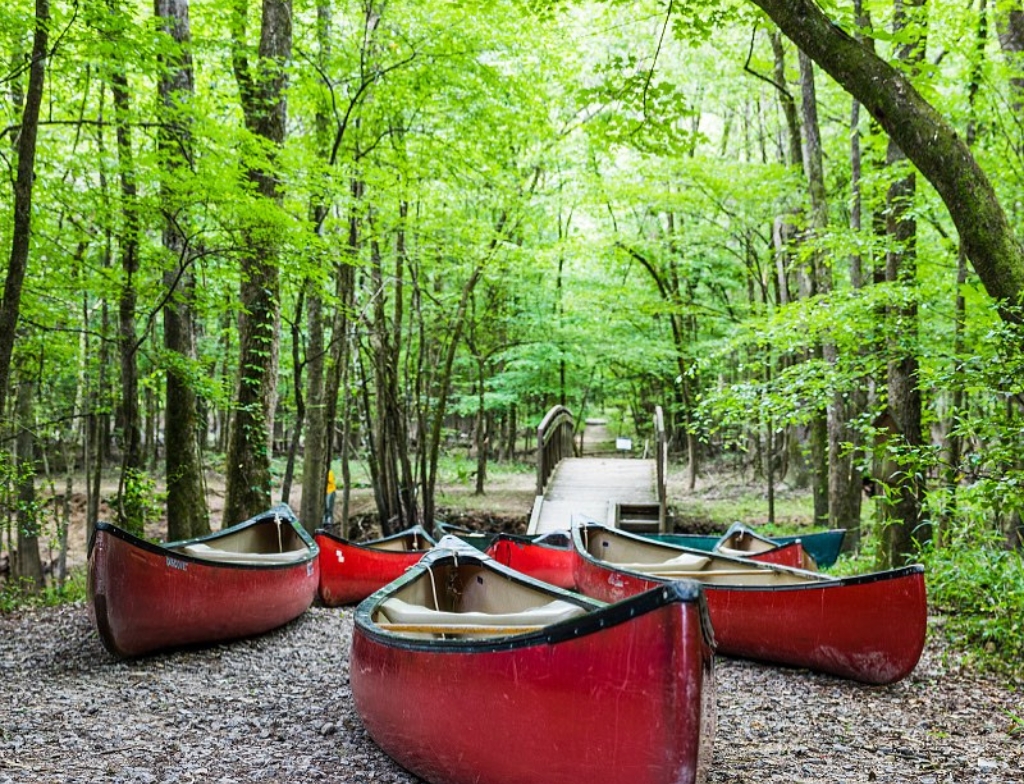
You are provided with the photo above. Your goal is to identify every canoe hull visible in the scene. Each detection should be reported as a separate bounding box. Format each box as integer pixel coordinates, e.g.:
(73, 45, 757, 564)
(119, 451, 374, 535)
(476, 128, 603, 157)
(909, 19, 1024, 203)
(315, 529, 432, 606)
(351, 581, 715, 784)
(738, 540, 809, 570)
(573, 528, 926, 685)
(88, 508, 319, 658)
(484, 535, 576, 589)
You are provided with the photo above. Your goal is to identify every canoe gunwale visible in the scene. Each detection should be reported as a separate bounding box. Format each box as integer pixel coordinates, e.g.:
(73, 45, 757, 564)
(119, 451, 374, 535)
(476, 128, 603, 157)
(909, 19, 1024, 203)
(486, 531, 570, 553)
(89, 504, 319, 570)
(355, 543, 713, 654)
(314, 524, 437, 550)
(572, 524, 923, 591)
(649, 528, 847, 568)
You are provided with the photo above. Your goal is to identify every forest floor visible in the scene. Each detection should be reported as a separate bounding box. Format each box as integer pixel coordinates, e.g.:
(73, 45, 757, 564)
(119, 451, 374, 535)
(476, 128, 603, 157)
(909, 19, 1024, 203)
(1, 600, 1021, 783)
(4, 455, 1023, 783)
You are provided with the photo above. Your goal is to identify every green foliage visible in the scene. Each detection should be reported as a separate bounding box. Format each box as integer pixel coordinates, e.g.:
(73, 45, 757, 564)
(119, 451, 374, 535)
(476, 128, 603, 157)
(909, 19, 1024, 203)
(119, 469, 163, 537)
(921, 534, 1024, 679)
(0, 569, 88, 614)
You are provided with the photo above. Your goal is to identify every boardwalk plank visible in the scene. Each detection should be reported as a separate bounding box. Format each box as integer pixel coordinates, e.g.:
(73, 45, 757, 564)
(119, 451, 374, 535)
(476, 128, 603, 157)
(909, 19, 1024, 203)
(530, 457, 658, 534)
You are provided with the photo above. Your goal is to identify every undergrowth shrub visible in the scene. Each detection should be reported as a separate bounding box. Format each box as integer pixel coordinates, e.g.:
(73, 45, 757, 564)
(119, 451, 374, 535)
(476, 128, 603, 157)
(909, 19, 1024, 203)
(0, 568, 87, 613)
(920, 536, 1024, 680)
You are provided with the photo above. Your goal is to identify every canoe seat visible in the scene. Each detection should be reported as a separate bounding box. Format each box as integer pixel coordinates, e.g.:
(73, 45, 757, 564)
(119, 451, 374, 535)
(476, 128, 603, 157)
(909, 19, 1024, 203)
(614, 552, 711, 575)
(377, 597, 586, 629)
(181, 543, 309, 564)
(715, 546, 748, 557)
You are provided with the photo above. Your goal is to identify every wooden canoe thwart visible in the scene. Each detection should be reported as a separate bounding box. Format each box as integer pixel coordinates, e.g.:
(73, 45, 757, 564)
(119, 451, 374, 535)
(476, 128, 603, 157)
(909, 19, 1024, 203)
(350, 536, 716, 784)
(88, 504, 319, 659)
(315, 525, 436, 606)
(572, 523, 927, 685)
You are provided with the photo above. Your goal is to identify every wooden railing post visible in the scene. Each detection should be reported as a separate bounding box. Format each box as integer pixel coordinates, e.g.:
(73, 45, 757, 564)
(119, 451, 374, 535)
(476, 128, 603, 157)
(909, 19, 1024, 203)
(536, 405, 574, 496)
(654, 405, 667, 531)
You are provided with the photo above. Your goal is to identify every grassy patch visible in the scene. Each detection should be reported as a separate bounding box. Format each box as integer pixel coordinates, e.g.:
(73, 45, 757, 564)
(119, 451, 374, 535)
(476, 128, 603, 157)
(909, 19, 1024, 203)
(667, 465, 816, 534)
(0, 568, 87, 613)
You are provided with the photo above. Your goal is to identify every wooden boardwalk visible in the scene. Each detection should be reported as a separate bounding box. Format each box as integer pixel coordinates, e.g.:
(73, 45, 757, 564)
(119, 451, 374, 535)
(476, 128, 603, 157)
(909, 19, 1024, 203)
(528, 456, 659, 534)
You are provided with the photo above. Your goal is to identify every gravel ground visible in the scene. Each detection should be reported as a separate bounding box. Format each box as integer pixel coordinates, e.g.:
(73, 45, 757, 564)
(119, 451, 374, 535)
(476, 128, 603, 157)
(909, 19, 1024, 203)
(1, 604, 1021, 783)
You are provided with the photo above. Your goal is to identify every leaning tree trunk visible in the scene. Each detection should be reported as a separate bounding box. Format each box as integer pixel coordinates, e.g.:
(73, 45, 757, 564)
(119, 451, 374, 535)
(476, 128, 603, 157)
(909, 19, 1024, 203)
(750, 0, 1024, 317)
(0, 0, 48, 411)
(223, 0, 292, 525)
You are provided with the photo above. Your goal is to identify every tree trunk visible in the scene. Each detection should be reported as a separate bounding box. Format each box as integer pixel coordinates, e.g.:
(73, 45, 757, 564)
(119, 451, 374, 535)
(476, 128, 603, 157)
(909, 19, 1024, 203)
(14, 374, 44, 592)
(298, 0, 334, 535)
(996, 2, 1024, 114)
(799, 50, 831, 527)
(770, 31, 803, 169)
(325, 181, 361, 535)
(421, 259, 489, 528)
(157, 0, 209, 540)
(944, 0, 988, 541)
(750, 0, 1024, 316)
(878, 0, 927, 568)
(300, 280, 329, 532)
(830, 47, 867, 546)
(224, 0, 292, 525)
(280, 291, 306, 505)
(0, 0, 48, 410)
(369, 235, 400, 531)
(105, 14, 146, 534)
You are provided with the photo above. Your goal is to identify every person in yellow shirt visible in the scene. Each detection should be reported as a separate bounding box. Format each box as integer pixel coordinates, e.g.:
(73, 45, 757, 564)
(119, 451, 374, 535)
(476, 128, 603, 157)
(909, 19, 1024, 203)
(324, 468, 336, 527)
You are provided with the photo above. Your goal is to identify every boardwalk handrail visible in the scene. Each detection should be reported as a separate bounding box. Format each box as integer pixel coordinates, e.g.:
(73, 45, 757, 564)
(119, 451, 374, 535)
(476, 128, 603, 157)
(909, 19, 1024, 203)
(536, 405, 575, 496)
(654, 405, 667, 520)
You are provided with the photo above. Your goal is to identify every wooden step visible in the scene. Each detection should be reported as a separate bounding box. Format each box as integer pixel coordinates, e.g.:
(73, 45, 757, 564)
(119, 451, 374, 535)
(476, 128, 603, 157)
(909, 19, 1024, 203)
(614, 502, 663, 534)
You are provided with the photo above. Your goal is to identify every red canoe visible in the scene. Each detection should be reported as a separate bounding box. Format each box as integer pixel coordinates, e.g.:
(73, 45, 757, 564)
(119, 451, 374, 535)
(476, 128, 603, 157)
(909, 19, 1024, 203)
(315, 525, 435, 606)
(713, 522, 817, 570)
(484, 531, 575, 589)
(572, 523, 926, 685)
(88, 505, 319, 658)
(351, 536, 716, 784)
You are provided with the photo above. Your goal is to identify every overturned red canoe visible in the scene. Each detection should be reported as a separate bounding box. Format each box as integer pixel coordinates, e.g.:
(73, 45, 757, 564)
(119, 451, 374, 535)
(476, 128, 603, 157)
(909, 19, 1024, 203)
(484, 531, 575, 589)
(572, 523, 926, 685)
(88, 505, 319, 658)
(351, 536, 716, 784)
(315, 525, 435, 606)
